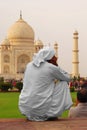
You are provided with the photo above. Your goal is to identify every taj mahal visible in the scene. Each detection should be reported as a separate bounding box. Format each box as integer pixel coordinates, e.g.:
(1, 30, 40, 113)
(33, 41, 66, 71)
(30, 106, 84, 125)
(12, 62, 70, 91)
(0, 13, 79, 80)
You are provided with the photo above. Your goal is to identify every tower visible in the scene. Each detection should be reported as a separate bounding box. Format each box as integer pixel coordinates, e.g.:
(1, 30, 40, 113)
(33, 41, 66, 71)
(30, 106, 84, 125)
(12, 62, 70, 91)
(34, 39, 43, 53)
(72, 30, 79, 77)
(54, 42, 58, 63)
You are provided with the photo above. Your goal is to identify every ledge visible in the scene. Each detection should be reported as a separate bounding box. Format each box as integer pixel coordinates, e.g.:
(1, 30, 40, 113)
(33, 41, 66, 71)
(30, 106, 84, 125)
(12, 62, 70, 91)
(0, 118, 87, 130)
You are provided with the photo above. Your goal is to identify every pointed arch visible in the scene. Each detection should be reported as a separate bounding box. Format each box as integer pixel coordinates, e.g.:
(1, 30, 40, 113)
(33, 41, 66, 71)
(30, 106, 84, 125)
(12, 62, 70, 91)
(4, 55, 10, 63)
(17, 54, 30, 73)
(3, 65, 10, 73)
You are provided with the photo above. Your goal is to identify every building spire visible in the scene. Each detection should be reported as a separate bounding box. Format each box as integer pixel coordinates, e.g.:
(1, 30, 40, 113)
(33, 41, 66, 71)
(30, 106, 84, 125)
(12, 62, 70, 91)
(72, 30, 79, 77)
(20, 10, 22, 19)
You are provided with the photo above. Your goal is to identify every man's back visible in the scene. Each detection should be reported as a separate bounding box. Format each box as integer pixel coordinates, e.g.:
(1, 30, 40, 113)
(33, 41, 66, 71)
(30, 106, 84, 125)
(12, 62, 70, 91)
(69, 103, 87, 118)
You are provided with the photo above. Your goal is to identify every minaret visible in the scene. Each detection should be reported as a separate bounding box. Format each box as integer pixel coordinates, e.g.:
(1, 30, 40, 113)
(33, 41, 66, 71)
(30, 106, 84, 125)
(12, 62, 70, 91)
(34, 39, 43, 53)
(54, 42, 58, 63)
(20, 10, 22, 19)
(72, 30, 79, 77)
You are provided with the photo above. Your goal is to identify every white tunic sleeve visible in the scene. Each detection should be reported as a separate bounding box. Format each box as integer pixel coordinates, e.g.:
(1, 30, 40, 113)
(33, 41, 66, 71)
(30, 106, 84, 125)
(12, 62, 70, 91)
(49, 65, 71, 82)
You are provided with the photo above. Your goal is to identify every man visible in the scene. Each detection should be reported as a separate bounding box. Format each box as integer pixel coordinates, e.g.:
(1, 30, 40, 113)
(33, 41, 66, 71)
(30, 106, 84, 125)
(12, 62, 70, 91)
(19, 47, 72, 121)
(68, 85, 87, 118)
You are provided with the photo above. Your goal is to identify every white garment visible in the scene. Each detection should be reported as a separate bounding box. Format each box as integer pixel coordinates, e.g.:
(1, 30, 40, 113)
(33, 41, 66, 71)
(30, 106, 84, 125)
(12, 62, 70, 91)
(19, 62, 73, 121)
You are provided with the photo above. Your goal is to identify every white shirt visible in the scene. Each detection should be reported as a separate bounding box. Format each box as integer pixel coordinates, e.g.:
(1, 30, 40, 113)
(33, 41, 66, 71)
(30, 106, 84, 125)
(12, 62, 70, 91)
(19, 61, 72, 121)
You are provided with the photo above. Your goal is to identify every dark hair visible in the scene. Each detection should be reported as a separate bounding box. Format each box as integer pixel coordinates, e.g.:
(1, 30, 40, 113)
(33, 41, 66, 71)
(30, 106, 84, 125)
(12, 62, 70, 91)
(47, 56, 58, 66)
(77, 88, 87, 103)
(81, 82, 87, 88)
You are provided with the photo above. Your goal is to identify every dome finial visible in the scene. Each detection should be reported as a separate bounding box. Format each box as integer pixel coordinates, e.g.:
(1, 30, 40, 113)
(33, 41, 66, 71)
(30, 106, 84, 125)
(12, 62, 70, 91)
(20, 10, 22, 19)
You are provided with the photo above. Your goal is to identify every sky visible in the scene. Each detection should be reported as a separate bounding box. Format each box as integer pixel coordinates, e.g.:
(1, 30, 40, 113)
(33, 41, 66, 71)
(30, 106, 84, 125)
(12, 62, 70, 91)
(0, 0, 87, 77)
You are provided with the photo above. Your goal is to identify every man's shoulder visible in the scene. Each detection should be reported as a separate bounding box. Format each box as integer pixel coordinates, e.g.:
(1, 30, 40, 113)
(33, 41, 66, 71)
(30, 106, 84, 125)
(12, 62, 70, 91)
(69, 103, 87, 118)
(69, 105, 80, 118)
(70, 106, 77, 111)
(69, 103, 86, 112)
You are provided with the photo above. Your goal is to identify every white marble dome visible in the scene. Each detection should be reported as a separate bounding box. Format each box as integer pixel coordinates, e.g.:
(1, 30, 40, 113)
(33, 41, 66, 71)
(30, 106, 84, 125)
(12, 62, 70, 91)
(7, 17, 34, 40)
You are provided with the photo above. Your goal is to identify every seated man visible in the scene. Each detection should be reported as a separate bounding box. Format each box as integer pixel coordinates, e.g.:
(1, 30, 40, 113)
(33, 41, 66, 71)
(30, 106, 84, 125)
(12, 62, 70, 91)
(19, 47, 72, 121)
(68, 85, 87, 118)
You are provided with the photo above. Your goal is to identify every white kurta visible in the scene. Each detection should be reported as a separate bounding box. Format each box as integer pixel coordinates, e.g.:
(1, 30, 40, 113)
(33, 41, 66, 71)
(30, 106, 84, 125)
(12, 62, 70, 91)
(19, 62, 73, 121)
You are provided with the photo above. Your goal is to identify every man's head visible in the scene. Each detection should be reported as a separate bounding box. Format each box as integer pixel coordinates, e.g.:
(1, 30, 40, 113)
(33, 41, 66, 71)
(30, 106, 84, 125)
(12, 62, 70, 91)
(81, 82, 87, 89)
(47, 55, 58, 66)
(77, 88, 87, 103)
(79, 78, 85, 86)
(33, 47, 56, 67)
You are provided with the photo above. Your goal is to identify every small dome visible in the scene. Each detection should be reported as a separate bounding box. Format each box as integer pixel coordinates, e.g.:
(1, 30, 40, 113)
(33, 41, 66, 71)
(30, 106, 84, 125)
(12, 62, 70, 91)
(34, 39, 43, 46)
(1, 38, 10, 45)
(7, 17, 34, 40)
(54, 42, 58, 46)
(73, 30, 78, 35)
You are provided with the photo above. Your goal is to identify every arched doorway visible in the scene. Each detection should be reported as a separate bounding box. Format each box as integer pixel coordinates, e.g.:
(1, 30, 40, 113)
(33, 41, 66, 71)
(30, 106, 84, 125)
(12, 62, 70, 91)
(17, 54, 30, 73)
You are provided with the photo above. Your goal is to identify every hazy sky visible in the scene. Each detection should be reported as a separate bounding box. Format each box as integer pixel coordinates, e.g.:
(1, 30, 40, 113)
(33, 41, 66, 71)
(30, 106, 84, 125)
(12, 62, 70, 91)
(0, 0, 87, 77)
